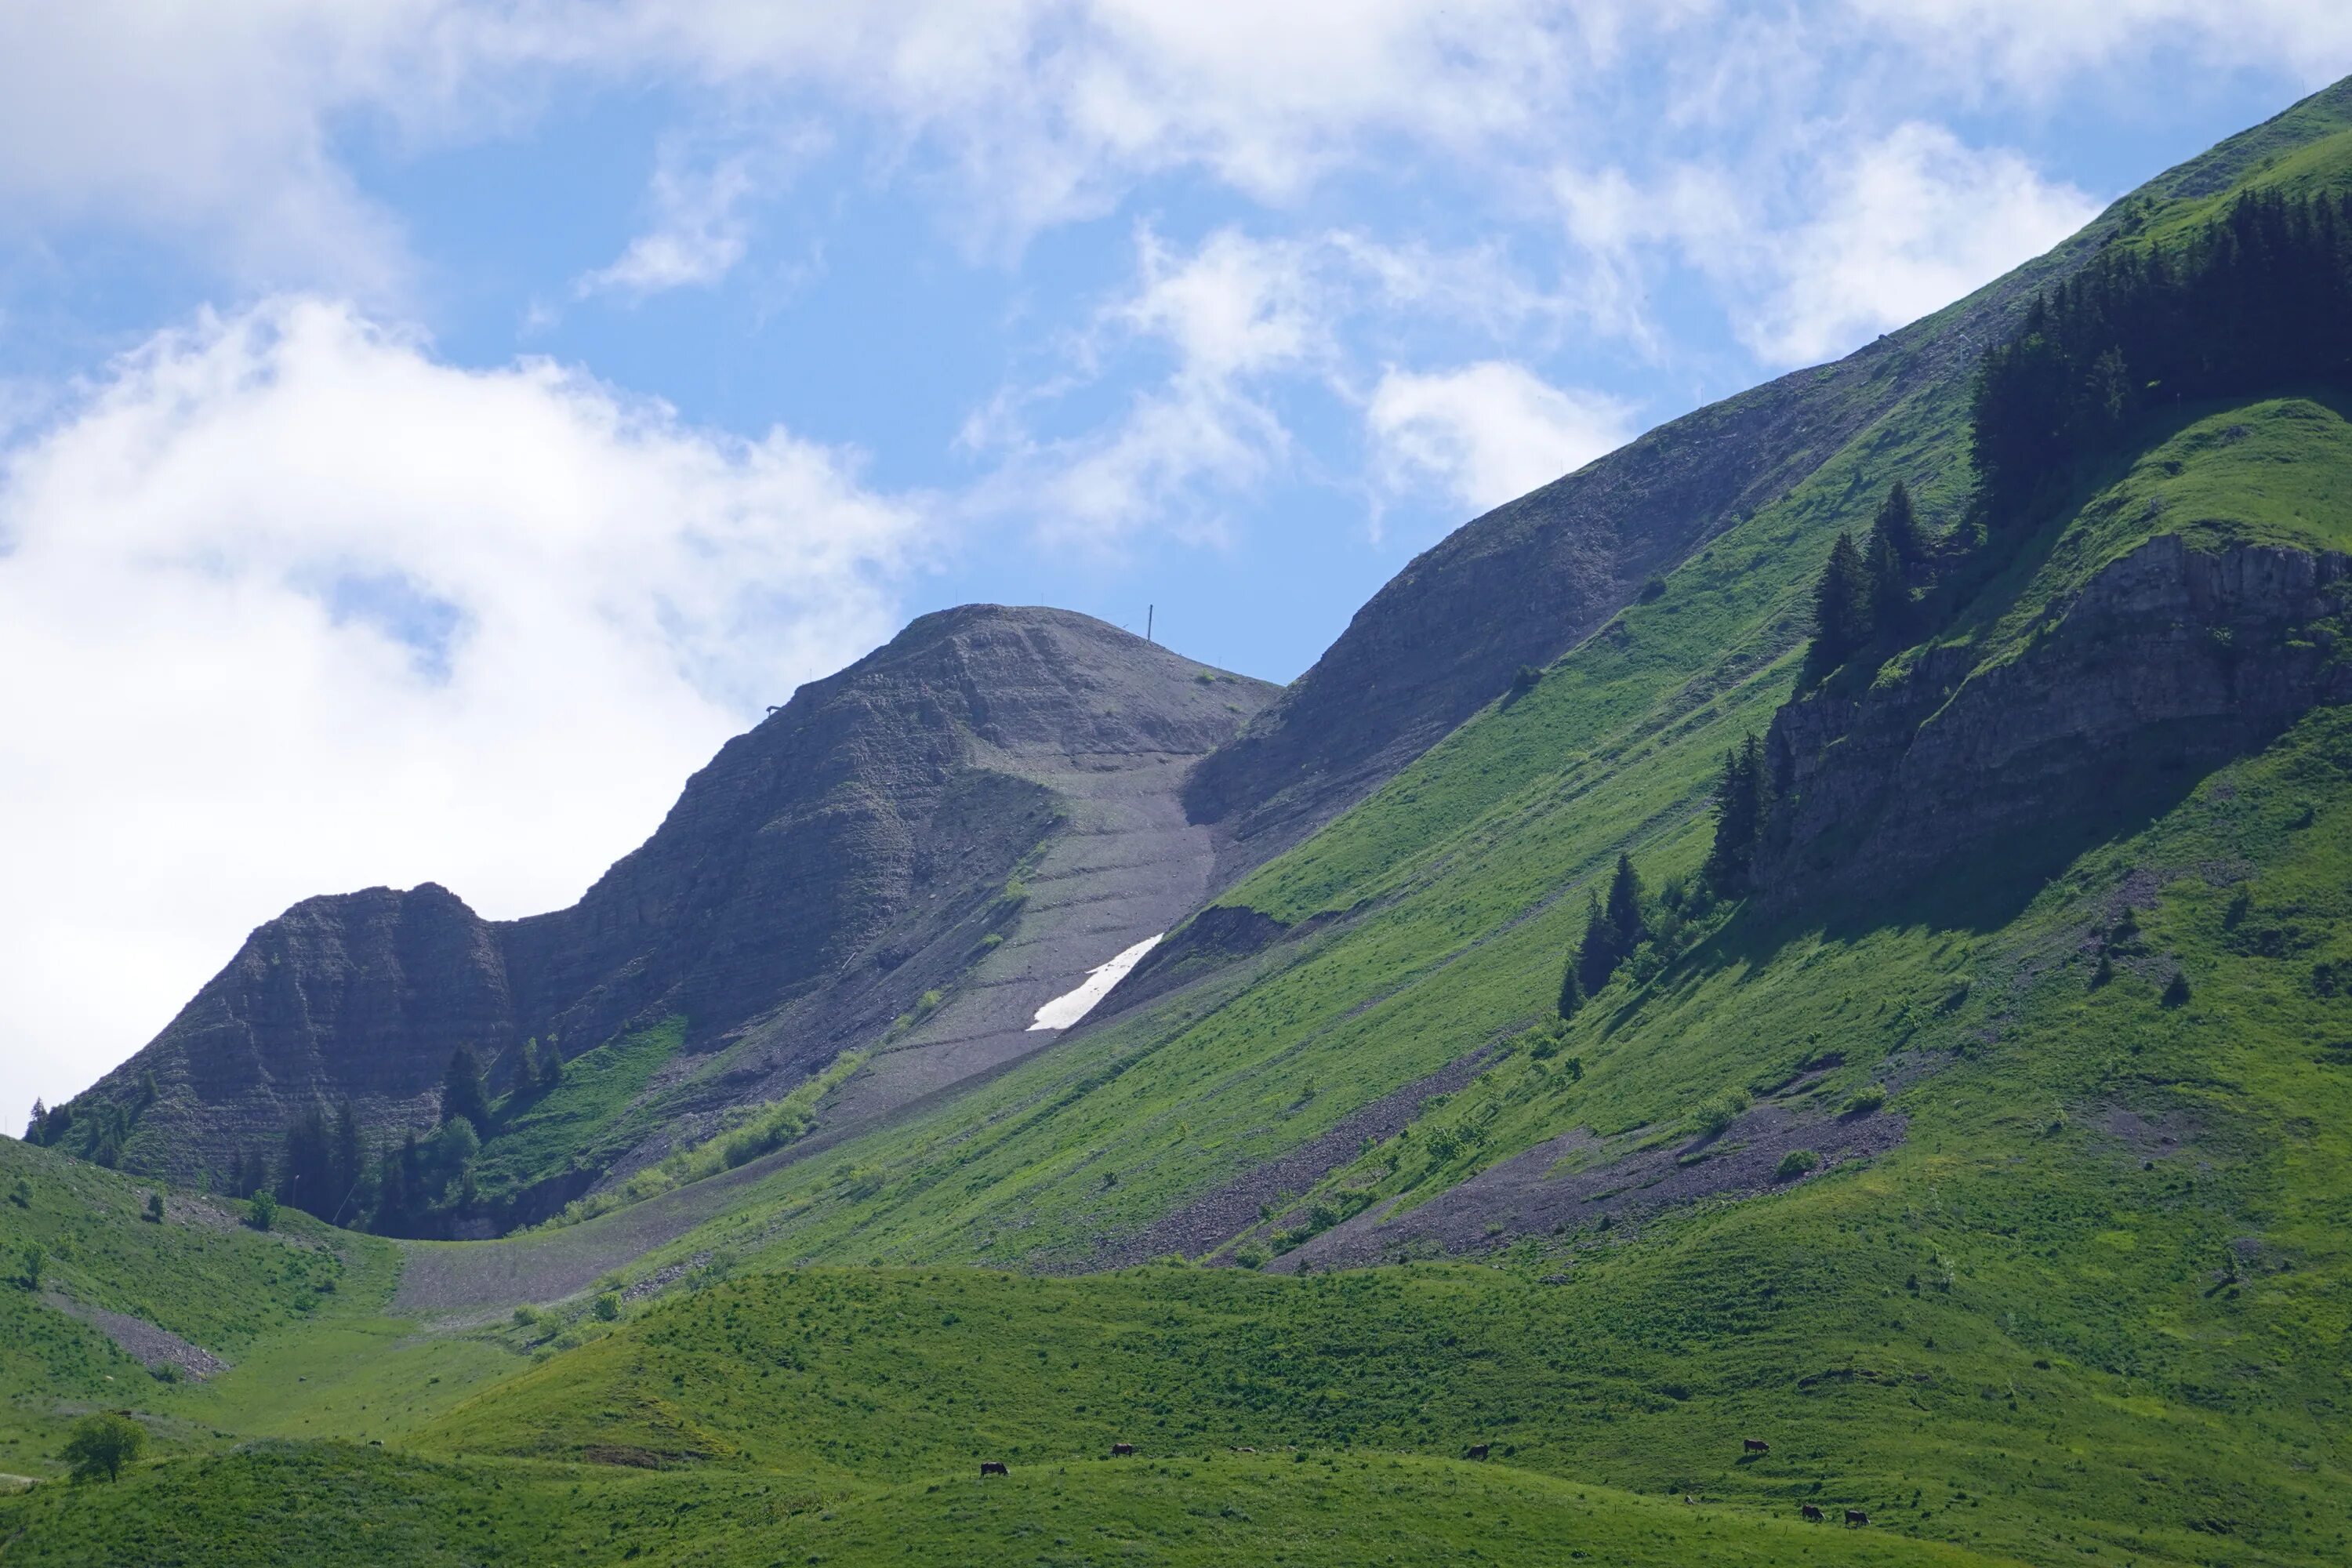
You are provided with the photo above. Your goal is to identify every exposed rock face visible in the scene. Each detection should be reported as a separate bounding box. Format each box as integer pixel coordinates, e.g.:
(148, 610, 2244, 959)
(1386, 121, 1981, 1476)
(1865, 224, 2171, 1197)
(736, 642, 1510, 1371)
(87, 608, 1276, 1188)
(1182, 77, 2352, 875)
(1759, 539, 2352, 899)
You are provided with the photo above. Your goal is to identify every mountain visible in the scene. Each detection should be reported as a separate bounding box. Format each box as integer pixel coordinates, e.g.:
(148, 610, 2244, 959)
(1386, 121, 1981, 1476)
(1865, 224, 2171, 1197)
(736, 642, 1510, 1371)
(52, 607, 1275, 1228)
(1185, 73, 2352, 873)
(10, 78, 2352, 1568)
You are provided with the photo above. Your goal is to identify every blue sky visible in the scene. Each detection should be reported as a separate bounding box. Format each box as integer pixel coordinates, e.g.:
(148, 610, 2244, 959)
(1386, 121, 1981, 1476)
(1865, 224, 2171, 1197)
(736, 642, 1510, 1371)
(3, 2, 2349, 1118)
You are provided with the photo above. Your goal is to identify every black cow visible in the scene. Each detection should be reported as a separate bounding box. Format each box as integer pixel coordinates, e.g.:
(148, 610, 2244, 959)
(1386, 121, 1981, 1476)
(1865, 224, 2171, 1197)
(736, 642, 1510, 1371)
(1111, 1443, 1134, 1457)
(1741, 1438, 1770, 1455)
(1800, 1504, 1824, 1523)
(979, 1461, 1008, 1477)
(1465, 1444, 1491, 1461)
(1845, 1509, 1870, 1527)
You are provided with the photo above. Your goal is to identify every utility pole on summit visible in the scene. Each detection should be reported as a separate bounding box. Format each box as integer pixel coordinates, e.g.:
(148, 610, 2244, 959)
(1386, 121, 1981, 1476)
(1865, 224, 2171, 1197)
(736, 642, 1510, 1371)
(1146, 605, 1153, 644)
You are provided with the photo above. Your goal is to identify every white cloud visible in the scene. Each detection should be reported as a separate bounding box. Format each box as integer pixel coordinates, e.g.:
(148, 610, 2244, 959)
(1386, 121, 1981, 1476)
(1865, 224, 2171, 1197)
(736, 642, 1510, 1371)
(0, 297, 921, 1121)
(578, 145, 760, 299)
(1367, 361, 1635, 515)
(1840, 0, 2352, 93)
(0, 1, 454, 296)
(963, 224, 1599, 546)
(1739, 123, 2100, 366)
(3, 0, 2340, 307)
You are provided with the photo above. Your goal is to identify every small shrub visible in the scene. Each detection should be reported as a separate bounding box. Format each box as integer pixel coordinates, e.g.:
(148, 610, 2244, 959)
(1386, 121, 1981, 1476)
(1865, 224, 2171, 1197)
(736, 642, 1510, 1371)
(149, 1361, 180, 1384)
(591, 1291, 621, 1322)
(511, 1305, 539, 1328)
(2089, 953, 2114, 989)
(144, 1192, 165, 1223)
(1235, 1247, 1268, 1270)
(6, 1178, 29, 1207)
(2162, 969, 2192, 1007)
(62, 1413, 146, 1483)
(1844, 1083, 1888, 1116)
(1639, 575, 1667, 602)
(1775, 1149, 1820, 1181)
(19, 1243, 42, 1292)
(1694, 1090, 1750, 1138)
(1508, 665, 1543, 699)
(247, 1189, 278, 1231)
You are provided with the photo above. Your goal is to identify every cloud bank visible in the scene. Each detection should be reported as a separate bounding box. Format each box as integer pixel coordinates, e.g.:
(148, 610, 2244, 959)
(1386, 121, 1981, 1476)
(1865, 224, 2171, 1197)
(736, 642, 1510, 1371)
(0, 299, 918, 1120)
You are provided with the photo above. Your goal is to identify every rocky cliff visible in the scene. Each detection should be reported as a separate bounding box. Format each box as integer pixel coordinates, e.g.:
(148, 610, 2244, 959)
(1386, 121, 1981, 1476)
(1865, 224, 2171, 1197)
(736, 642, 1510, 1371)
(79, 608, 1276, 1195)
(1759, 536, 2352, 902)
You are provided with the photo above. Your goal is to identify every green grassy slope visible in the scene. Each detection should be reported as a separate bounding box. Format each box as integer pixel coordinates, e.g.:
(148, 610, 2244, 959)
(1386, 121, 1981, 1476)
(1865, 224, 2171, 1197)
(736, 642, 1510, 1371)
(0, 1440, 2007, 1568)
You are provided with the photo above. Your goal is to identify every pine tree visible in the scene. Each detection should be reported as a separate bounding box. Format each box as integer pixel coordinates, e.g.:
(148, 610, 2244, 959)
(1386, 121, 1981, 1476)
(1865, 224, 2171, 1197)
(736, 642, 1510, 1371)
(1875, 481, 1922, 565)
(441, 1047, 491, 1135)
(1575, 891, 1620, 996)
(1604, 853, 1646, 954)
(277, 1105, 335, 1218)
(330, 1100, 362, 1222)
(538, 1037, 565, 1092)
(24, 1100, 45, 1146)
(1864, 524, 1908, 646)
(1557, 956, 1584, 1019)
(1702, 735, 1767, 895)
(1809, 532, 1868, 670)
(372, 1140, 409, 1234)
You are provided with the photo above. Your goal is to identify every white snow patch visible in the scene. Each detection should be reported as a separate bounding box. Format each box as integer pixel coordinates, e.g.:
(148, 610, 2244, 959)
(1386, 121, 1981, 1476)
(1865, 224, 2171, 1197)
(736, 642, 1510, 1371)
(1028, 934, 1163, 1031)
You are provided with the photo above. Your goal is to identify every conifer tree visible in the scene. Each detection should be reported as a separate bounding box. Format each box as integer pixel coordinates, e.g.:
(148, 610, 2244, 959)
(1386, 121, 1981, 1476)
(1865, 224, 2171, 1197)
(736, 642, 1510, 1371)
(372, 1145, 408, 1233)
(1604, 853, 1646, 954)
(539, 1036, 564, 1092)
(331, 1099, 362, 1221)
(1575, 891, 1620, 996)
(1703, 735, 1767, 894)
(24, 1100, 44, 1146)
(1809, 532, 1868, 670)
(1864, 524, 1908, 645)
(441, 1046, 491, 1135)
(1557, 956, 1583, 1019)
(1875, 481, 1922, 564)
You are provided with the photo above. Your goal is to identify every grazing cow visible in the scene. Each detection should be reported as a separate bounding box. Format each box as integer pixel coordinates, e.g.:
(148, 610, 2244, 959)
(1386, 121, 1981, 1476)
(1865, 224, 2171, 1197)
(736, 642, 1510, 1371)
(1111, 1443, 1134, 1457)
(1741, 1438, 1770, 1454)
(1845, 1509, 1869, 1527)
(1800, 1504, 1824, 1523)
(1465, 1444, 1491, 1461)
(979, 1461, 1008, 1477)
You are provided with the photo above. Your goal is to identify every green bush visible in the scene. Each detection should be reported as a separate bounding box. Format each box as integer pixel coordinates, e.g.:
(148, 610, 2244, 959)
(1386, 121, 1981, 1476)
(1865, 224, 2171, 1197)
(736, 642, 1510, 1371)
(7, 1177, 29, 1207)
(1844, 1083, 1888, 1116)
(62, 1413, 147, 1483)
(19, 1241, 42, 1291)
(1774, 1149, 1820, 1181)
(592, 1292, 621, 1322)
(247, 1189, 278, 1231)
(1693, 1090, 1750, 1139)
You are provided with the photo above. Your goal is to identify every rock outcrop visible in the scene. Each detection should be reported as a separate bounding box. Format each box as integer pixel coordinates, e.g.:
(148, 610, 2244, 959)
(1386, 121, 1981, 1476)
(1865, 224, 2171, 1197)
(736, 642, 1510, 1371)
(81, 608, 1277, 1192)
(1759, 538, 2352, 900)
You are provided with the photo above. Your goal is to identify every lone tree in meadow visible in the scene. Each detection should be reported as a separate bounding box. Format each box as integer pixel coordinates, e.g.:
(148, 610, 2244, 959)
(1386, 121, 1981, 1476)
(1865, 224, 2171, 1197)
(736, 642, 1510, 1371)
(62, 1412, 147, 1483)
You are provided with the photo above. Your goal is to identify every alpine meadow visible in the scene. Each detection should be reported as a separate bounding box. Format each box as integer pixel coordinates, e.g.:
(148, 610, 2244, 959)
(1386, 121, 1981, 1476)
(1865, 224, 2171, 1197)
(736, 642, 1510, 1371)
(9, 63, 2352, 1568)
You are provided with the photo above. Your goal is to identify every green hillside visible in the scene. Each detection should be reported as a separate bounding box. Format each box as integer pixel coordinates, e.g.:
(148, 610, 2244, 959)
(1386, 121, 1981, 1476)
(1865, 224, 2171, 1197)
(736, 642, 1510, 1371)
(9, 83, 2352, 1568)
